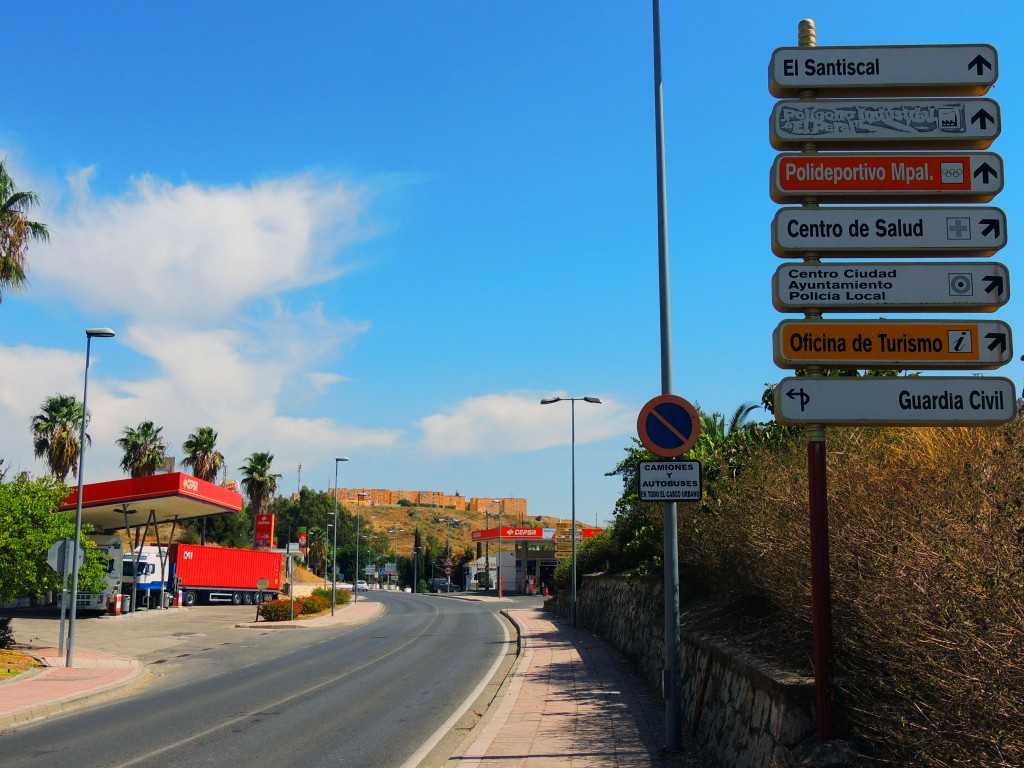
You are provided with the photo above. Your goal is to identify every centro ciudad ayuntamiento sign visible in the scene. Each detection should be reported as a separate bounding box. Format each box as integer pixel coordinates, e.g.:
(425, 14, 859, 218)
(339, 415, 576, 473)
(767, 39, 1014, 427)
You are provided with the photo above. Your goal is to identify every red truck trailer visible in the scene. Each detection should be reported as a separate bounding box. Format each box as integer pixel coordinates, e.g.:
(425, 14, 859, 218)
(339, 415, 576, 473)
(168, 543, 283, 606)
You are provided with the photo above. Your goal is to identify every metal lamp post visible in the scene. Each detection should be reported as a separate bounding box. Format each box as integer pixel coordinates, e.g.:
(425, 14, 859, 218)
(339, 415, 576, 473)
(325, 523, 332, 590)
(541, 395, 602, 628)
(331, 457, 349, 615)
(438, 517, 459, 589)
(355, 491, 366, 603)
(387, 527, 404, 588)
(492, 499, 503, 596)
(67, 327, 115, 667)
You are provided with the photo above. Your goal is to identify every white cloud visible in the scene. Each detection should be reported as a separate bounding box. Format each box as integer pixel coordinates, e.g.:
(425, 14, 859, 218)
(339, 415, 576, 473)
(416, 391, 633, 457)
(36, 170, 370, 322)
(0, 166, 400, 482)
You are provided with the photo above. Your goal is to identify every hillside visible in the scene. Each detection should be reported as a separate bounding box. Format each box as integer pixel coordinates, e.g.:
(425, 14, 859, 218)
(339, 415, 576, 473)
(352, 505, 566, 558)
(124, 506, 571, 559)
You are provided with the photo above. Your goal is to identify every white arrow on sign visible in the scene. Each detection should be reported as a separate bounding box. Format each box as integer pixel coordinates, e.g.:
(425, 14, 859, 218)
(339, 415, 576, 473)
(774, 376, 1016, 426)
(769, 44, 997, 97)
(771, 98, 1000, 150)
(772, 261, 1010, 313)
(772, 206, 1006, 257)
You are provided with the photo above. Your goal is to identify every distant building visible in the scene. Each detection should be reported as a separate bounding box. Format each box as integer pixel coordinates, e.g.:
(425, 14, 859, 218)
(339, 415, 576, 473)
(331, 488, 525, 516)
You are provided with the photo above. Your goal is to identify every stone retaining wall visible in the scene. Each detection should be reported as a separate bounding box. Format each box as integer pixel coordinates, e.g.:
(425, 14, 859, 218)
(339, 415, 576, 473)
(546, 575, 840, 767)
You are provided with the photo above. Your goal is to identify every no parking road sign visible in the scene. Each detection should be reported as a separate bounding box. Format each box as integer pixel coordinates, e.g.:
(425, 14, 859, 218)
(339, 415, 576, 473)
(637, 394, 701, 458)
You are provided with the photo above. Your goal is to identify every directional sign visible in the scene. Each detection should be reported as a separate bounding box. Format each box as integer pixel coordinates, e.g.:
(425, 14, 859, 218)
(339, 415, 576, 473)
(769, 44, 998, 97)
(774, 376, 1016, 426)
(639, 460, 702, 503)
(773, 319, 1012, 369)
(771, 98, 1000, 150)
(772, 261, 1010, 313)
(637, 395, 701, 458)
(771, 152, 1002, 203)
(772, 206, 1006, 257)
(47, 537, 85, 575)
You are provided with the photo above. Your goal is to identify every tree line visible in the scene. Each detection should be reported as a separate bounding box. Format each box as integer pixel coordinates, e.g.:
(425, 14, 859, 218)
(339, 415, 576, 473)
(28, 393, 282, 518)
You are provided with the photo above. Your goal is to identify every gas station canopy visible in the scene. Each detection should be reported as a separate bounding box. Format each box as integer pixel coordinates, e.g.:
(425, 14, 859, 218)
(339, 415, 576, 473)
(471, 526, 602, 542)
(59, 472, 243, 533)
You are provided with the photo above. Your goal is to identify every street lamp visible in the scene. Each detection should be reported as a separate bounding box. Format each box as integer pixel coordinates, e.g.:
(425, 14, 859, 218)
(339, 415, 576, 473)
(436, 517, 459, 589)
(387, 527, 404, 588)
(66, 327, 115, 668)
(355, 491, 367, 603)
(541, 395, 602, 628)
(331, 457, 349, 615)
(325, 523, 333, 589)
(492, 499, 503, 596)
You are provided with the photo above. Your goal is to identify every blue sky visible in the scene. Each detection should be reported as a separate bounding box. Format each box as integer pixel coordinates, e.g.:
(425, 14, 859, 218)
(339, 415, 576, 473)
(3, 2, 1023, 528)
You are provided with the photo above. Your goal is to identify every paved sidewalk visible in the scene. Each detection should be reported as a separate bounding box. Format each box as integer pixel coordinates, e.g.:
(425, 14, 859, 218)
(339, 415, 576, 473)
(0, 646, 146, 727)
(0, 598, 383, 729)
(448, 607, 713, 768)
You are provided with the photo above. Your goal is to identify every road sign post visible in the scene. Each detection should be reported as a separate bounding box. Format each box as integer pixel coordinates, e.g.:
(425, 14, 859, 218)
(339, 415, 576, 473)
(49, 537, 85, 658)
(767, 22, 1010, 743)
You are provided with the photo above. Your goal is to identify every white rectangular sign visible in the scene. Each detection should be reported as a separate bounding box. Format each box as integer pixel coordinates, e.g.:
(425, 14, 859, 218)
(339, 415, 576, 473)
(774, 376, 1017, 426)
(769, 44, 997, 97)
(773, 261, 1009, 312)
(771, 98, 1000, 150)
(639, 461, 702, 502)
(772, 206, 1006, 257)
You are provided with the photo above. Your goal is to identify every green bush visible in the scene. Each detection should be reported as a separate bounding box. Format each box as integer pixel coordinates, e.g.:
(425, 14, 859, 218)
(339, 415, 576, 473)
(297, 593, 329, 615)
(257, 599, 292, 622)
(312, 586, 350, 605)
(0, 617, 13, 649)
(553, 532, 620, 590)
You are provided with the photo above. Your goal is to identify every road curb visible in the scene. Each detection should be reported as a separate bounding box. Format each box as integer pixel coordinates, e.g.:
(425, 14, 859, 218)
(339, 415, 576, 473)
(234, 600, 386, 629)
(0, 664, 150, 729)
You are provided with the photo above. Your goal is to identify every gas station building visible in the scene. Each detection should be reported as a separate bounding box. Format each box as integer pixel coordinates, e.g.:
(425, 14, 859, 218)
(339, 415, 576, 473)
(469, 525, 602, 594)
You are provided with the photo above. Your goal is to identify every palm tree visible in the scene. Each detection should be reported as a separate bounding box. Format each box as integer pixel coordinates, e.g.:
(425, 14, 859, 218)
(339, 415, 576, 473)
(30, 394, 87, 482)
(0, 159, 49, 303)
(700, 402, 760, 448)
(239, 452, 281, 517)
(181, 426, 224, 482)
(116, 420, 168, 478)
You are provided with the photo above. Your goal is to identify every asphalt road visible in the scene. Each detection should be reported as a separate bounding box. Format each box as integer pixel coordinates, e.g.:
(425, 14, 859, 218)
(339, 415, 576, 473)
(3, 592, 513, 767)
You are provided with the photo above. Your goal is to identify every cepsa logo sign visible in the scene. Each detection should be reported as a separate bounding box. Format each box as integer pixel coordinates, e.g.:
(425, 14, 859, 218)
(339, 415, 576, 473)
(502, 528, 541, 538)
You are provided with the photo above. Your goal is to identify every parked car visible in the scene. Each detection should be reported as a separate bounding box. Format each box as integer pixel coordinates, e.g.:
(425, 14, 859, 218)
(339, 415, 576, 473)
(427, 577, 457, 593)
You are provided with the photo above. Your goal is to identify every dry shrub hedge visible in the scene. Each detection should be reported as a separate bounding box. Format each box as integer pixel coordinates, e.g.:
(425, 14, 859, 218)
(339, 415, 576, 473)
(686, 418, 1024, 767)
